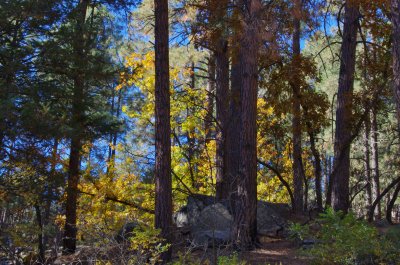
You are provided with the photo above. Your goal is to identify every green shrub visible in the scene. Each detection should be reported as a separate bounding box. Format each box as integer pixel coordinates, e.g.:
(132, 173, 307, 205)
(291, 208, 384, 265)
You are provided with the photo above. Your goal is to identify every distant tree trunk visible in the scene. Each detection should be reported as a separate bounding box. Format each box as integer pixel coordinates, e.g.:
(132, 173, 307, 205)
(215, 38, 230, 201)
(331, 1, 359, 213)
(370, 106, 381, 219)
(35, 205, 45, 264)
(364, 112, 373, 209)
(325, 156, 331, 206)
(44, 139, 58, 247)
(154, 0, 172, 262)
(232, 0, 261, 249)
(186, 62, 197, 187)
(63, 0, 89, 254)
(309, 131, 323, 211)
(386, 182, 400, 224)
(204, 55, 215, 141)
(368, 176, 400, 222)
(291, 0, 305, 214)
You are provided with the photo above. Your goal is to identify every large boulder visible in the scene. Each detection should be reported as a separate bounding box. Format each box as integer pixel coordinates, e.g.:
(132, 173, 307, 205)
(191, 203, 232, 247)
(173, 194, 290, 246)
(257, 201, 288, 237)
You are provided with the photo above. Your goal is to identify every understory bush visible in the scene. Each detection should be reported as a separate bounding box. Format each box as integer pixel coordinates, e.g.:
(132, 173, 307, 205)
(289, 208, 400, 265)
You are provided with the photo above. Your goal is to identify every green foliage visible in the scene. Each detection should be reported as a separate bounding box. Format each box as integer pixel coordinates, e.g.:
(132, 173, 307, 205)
(292, 208, 400, 265)
(288, 222, 309, 242)
(128, 225, 170, 265)
(217, 254, 246, 265)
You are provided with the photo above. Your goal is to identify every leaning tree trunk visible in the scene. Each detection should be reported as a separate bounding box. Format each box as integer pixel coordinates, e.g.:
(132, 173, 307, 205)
(154, 0, 172, 262)
(232, 0, 262, 249)
(63, 0, 89, 254)
(386, 182, 400, 224)
(291, 0, 305, 214)
(331, 1, 359, 213)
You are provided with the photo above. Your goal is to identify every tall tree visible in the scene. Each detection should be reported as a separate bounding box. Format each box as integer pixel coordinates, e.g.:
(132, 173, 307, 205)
(232, 0, 262, 249)
(291, 0, 305, 213)
(154, 0, 172, 262)
(330, 0, 360, 212)
(370, 106, 381, 219)
(63, 0, 90, 254)
(390, 0, 400, 222)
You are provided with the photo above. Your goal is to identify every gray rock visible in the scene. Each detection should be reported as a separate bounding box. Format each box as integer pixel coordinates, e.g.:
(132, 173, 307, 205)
(257, 201, 288, 237)
(173, 194, 289, 245)
(191, 230, 231, 248)
(191, 203, 233, 247)
(173, 207, 189, 228)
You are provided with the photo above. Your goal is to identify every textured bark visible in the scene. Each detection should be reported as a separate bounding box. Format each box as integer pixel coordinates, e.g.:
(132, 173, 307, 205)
(215, 39, 230, 201)
(291, 0, 305, 214)
(392, 0, 400, 135)
(309, 132, 323, 211)
(63, 0, 88, 254)
(232, 0, 261, 249)
(227, 55, 242, 212)
(331, 1, 359, 213)
(154, 0, 172, 262)
(364, 112, 372, 208)
(370, 107, 381, 219)
(204, 55, 215, 141)
(226, 55, 241, 207)
(63, 138, 82, 254)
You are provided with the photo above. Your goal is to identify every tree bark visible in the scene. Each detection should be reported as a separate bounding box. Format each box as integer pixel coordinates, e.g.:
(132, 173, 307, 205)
(204, 55, 215, 141)
(63, 0, 89, 254)
(232, 0, 261, 249)
(331, 1, 359, 213)
(215, 38, 230, 201)
(291, 0, 305, 214)
(154, 0, 172, 262)
(226, 54, 241, 212)
(364, 111, 372, 209)
(309, 131, 323, 211)
(370, 106, 381, 219)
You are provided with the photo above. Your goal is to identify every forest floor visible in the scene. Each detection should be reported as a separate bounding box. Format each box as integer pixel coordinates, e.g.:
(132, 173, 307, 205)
(242, 238, 308, 265)
(185, 237, 308, 265)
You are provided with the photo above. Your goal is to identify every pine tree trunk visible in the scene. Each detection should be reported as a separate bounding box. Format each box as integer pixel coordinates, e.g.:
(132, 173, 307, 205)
(63, 0, 89, 254)
(154, 0, 172, 262)
(232, 0, 261, 249)
(63, 137, 82, 254)
(215, 39, 230, 201)
(309, 132, 323, 211)
(364, 112, 373, 209)
(291, 0, 305, 214)
(370, 107, 381, 219)
(35, 205, 45, 264)
(205, 55, 215, 141)
(227, 54, 241, 213)
(331, 1, 359, 213)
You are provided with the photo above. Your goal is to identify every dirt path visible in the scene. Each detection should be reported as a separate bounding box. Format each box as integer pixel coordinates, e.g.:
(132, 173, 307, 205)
(242, 238, 309, 265)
